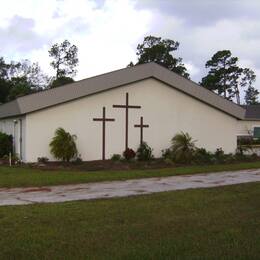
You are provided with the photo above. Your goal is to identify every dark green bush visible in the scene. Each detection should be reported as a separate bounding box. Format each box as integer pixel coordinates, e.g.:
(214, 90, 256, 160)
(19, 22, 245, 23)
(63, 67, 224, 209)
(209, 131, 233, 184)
(136, 142, 153, 161)
(214, 148, 225, 163)
(223, 153, 235, 164)
(111, 154, 122, 161)
(0, 132, 13, 158)
(72, 155, 83, 165)
(161, 148, 172, 160)
(237, 136, 260, 146)
(250, 153, 259, 160)
(193, 148, 213, 164)
(37, 157, 49, 163)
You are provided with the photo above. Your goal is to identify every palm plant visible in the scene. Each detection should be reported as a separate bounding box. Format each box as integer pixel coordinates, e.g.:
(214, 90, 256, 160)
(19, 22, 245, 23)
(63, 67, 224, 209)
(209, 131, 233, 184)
(49, 128, 77, 162)
(171, 132, 196, 163)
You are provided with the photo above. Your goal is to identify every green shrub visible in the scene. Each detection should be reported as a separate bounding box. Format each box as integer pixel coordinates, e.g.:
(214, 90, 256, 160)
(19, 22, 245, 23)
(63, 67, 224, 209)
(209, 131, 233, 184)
(136, 142, 153, 161)
(123, 148, 136, 161)
(236, 145, 252, 156)
(72, 155, 83, 165)
(193, 148, 213, 164)
(12, 154, 21, 165)
(164, 158, 175, 166)
(49, 128, 78, 162)
(161, 148, 172, 160)
(1, 155, 9, 162)
(171, 132, 196, 163)
(237, 135, 260, 146)
(233, 151, 249, 162)
(250, 153, 259, 160)
(0, 132, 13, 158)
(214, 148, 225, 163)
(224, 153, 236, 164)
(111, 154, 122, 161)
(37, 157, 49, 163)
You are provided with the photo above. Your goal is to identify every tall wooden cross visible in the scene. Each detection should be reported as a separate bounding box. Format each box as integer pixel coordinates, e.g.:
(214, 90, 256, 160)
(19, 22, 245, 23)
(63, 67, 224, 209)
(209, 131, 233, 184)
(93, 107, 115, 160)
(134, 116, 149, 145)
(113, 93, 141, 150)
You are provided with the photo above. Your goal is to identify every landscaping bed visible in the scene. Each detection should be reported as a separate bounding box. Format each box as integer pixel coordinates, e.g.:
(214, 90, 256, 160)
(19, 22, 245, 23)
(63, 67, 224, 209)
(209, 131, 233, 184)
(26, 158, 176, 171)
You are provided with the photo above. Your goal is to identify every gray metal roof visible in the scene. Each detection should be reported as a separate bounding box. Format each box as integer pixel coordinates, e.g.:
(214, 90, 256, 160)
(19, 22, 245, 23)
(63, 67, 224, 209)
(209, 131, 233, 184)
(0, 62, 246, 119)
(242, 105, 260, 120)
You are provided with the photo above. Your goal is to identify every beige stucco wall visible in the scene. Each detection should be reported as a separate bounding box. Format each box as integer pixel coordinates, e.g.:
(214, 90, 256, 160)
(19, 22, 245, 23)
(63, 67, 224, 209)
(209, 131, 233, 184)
(23, 78, 239, 162)
(237, 120, 260, 136)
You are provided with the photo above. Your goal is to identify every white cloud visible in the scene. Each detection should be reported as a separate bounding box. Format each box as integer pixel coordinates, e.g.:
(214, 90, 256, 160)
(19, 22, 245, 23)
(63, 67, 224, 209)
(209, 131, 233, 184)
(143, 8, 260, 92)
(0, 0, 259, 100)
(184, 62, 200, 78)
(0, 0, 152, 78)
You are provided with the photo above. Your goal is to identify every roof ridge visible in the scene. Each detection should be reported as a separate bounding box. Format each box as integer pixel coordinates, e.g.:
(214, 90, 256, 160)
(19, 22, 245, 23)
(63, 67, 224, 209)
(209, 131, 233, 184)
(0, 62, 245, 120)
(15, 62, 153, 102)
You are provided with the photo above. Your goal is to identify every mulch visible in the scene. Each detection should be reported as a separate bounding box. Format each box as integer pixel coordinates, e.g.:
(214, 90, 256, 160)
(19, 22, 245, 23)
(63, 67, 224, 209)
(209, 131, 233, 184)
(20, 159, 175, 172)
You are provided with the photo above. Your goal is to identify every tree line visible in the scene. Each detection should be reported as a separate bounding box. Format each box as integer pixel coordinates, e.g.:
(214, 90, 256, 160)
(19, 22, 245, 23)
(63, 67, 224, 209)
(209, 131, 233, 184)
(0, 40, 78, 104)
(0, 36, 258, 105)
(129, 36, 258, 105)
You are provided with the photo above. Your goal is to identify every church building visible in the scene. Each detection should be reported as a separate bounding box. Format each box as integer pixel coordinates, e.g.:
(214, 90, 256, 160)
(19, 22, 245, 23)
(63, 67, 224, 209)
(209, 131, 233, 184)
(0, 62, 259, 162)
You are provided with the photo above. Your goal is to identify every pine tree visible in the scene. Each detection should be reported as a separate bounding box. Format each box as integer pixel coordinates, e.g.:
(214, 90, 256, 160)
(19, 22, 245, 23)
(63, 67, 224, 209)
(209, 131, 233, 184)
(245, 86, 259, 105)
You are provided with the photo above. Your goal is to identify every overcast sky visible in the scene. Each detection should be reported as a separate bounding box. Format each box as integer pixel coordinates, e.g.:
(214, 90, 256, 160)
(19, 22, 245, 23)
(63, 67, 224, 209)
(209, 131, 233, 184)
(0, 0, 260, 90)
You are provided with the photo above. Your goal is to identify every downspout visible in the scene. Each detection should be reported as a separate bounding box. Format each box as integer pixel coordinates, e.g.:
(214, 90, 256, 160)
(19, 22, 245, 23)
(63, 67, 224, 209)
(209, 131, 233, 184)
(19, 118, 22, 161)
(13, 120, 18, 155)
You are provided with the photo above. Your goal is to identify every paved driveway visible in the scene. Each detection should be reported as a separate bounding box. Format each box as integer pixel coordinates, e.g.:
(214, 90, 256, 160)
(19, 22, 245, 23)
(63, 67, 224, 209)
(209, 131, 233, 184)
(0, 169, 260, 206)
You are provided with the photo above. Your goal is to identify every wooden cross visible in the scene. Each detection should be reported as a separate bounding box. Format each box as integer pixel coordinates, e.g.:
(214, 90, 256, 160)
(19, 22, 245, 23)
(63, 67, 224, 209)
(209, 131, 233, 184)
(93, 107, 115, 160)
(134, 116, 149, 145)
(113, 93, 141, 150)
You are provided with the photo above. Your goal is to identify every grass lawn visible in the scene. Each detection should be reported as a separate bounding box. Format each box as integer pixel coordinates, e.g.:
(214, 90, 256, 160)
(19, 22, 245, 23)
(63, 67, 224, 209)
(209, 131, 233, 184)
(0, 182, 259, 259)
(1, 161, 260, 188)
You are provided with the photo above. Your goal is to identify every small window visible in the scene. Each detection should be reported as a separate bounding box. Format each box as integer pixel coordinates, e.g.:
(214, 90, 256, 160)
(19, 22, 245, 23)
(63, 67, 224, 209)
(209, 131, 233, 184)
(253, 127, 260, 138)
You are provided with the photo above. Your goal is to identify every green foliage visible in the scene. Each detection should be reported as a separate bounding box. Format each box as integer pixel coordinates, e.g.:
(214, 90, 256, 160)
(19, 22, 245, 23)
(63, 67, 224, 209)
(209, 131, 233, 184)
(49, 40, 78, 79)
(123, 148, 136, 161)
(163, 158, 175, 166)
(37, 157, 49, 164)
(72, 156, 83, 165)
(7, 76, 34, 100)
(193, 148, 214, 164)
(130, 35, 189, 78)
(111, 154, 122, 161)
(201, 50, 256, 104)
(192, 146, 260, 165)
(233, 151, 259, 162)
(245, 86, 259, 105)
(13, 154, 22, 164)
(214, 148, 225, 163)
(161, 148, 173, 160)
(0, 57, 49, 103)
(49, 128, 78, 162)
(0, 78, 10, 104)
(0, 132, 13, 157)
(201, 50, 240, 101)
(136, 142, 153, 161)
(49, 76, 74, 88)
(171, 132, 197, 163)
(237, 135, 260, 146)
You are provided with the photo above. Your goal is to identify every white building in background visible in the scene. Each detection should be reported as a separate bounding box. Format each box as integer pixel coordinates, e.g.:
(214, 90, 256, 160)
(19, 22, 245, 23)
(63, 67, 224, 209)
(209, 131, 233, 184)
(0, 63, 259, 162)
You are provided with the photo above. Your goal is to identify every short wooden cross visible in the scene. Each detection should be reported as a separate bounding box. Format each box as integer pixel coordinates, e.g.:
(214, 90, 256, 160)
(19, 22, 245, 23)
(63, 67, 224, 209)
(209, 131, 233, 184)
(93, 107, 115, 160)
(113, 93, 141, 150)
(134, 116, 149, 145)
